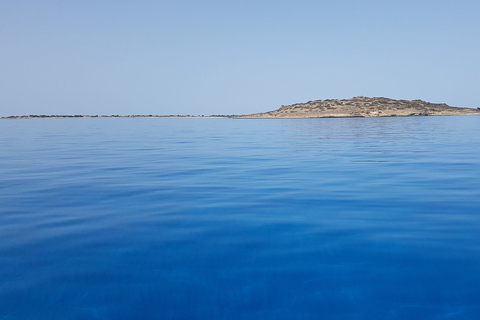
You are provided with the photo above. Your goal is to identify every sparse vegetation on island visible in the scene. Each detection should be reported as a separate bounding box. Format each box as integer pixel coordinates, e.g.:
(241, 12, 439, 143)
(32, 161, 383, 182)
(236, 96, 480, 118)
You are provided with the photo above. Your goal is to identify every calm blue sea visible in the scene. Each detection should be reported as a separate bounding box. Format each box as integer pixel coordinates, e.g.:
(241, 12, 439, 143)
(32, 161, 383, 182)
(1, 116, 480, 319)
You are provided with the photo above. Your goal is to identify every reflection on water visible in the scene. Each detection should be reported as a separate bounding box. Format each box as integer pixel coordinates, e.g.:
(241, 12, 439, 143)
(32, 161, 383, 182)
(1, 116, 480, 319)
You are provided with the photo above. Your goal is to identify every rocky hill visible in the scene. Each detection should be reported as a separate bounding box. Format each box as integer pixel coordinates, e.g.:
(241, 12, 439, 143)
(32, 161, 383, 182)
(238, 96, 480, 118)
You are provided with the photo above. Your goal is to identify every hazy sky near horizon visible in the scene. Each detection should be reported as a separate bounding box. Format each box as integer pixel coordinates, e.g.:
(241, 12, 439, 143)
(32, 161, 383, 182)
(1, 0, 479, 116)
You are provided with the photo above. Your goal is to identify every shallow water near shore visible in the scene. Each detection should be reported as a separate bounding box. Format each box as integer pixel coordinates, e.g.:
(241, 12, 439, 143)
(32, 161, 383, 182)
(1, 116, 480, 319)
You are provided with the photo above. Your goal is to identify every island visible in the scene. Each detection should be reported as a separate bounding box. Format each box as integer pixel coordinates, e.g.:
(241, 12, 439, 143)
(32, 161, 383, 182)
(2, 97, 480, 119)
(236, 96, 480, 118)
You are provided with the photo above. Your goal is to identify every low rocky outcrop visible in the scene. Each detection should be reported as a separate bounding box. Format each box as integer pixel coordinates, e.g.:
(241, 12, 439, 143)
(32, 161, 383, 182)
(237, 96, 480, 118)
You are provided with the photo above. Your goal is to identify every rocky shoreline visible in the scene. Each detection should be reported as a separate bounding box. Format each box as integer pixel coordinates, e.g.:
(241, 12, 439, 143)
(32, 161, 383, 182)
(236, 96, 480, 118)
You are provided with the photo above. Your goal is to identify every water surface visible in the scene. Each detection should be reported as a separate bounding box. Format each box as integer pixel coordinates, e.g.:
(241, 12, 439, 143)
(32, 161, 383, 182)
(1, 116, 480, 319)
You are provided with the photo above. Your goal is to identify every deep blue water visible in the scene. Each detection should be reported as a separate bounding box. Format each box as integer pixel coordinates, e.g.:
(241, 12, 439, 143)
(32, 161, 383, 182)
(1, 116, 480, 319)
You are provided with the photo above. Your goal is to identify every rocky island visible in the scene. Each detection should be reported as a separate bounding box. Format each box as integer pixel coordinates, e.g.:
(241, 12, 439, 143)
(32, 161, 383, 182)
(237, 96, 480, 118)
(3, 97, 479, 119)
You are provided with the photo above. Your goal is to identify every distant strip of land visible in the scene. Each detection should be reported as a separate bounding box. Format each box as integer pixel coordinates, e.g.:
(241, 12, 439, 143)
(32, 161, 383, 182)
(3, 97, 480, 119)
(1, 115, 230, 119)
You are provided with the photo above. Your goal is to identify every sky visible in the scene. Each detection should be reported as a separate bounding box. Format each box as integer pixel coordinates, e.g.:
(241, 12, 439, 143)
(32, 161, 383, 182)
(1, 0, 479, 116)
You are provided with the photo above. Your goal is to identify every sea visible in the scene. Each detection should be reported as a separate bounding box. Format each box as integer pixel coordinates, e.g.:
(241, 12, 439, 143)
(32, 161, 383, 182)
(1, 116, 480, 319)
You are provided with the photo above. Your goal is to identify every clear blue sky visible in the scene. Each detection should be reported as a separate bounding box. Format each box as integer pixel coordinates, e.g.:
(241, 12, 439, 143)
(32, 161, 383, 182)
(1, 0, 479, 116)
